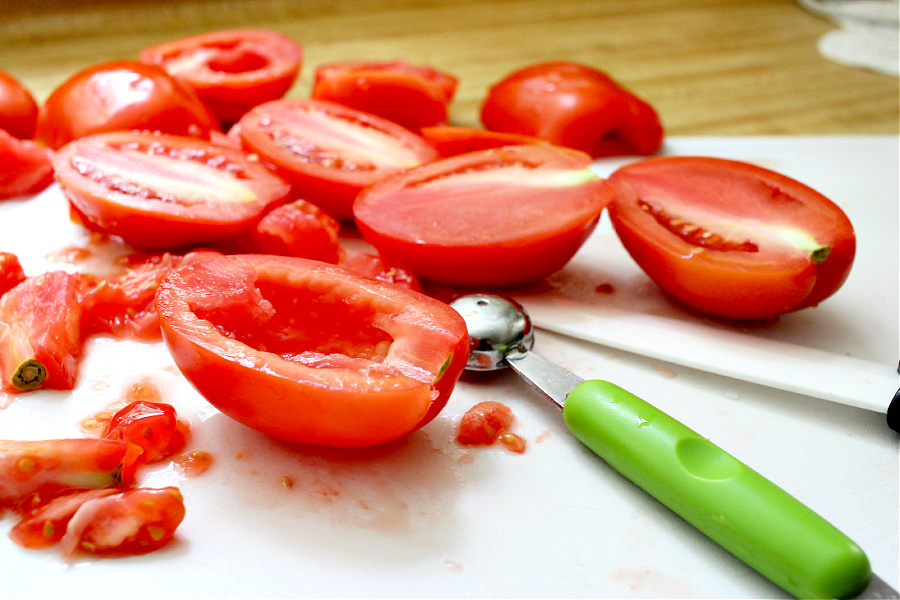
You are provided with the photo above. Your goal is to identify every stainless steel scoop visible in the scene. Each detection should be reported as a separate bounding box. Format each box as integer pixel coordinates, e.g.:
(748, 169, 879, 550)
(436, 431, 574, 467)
(449, 293, 895, 600)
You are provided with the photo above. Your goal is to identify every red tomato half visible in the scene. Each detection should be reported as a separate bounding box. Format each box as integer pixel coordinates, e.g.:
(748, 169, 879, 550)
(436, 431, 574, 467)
(607, 156, 856, 319)
(238, 99, 439, 220)
(53, 131, 291, 249)
(35, 61, 219, 150)
(139, 28, 302, 125)
(312, 60, 457, 130)
(0, 129, 54, 199)
(353, 145, 614, 286)
(155, 254, 469, 447)
(481, 61, 663, 157)
(0, 70, 39, 139)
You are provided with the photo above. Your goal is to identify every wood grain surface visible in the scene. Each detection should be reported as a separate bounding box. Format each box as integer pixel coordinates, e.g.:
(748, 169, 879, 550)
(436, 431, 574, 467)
(1, 0, 897, 135)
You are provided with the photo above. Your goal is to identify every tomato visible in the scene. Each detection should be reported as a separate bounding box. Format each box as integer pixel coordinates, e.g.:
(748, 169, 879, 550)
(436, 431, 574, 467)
(480, 61, 663, 157)
(35, 60, 219, 150)
(353, 145, 614, 286)
(238, 99, 439, 220)
(0, 70, 39, 139)
(340, 252, 422, 292)
(455, 401, 514, 445)
(9, 488, 119, 548)
(0, 252, 26, 297)
(607, 156, 856, 319)
(0, 271, 92, 392)
(103, 401, 187, 463)
(0, 439, 139, 507)
(139, 28, 302, 126)
(53, 131, 291, 249)
(311, 60, 457, 130)
(219, 198, 342, 263)
(59, 487, 185, 555)
(155, 254, 469, 447)
(419, 125, 548, 158)
(0, 129, 54, 199)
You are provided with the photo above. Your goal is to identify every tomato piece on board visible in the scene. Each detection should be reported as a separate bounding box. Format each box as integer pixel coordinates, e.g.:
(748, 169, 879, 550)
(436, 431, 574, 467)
(0, 252, 26, 297)
(340, 252, 422, 292)
(155, 254, 469, 447)
(0, 129, 54, 200)
(0, 70, 39, 140)
(419, 125, 549, 158)
(456, 401, 514, 446)
(59, 487, 185, 556)
(53, 131, 291, 249)
(607, 156, 856, 319)
(0, 439, 140, 507)
(0, 271, 92, 392)
(218, 198, 342, 263)
(353, 145, 614, 286)
(238, 99, 439, 220)
(139, 28, 302, 126)
(480, 61, 663, 158)
(9, 488, 119, 548)
(312, 60, 457, 131)
(103, 401, 187, 464)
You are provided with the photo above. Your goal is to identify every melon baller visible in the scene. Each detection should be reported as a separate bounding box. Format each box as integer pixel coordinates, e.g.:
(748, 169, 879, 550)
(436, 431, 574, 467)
(448, 293, 897, 600)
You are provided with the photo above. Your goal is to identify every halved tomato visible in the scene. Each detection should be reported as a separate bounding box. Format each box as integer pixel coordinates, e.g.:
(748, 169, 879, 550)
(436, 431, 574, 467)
(53, 131, 291, 249)
(312, 60, 457, 130)
(237, 99, 439, 220)
(353, 145, 614, 286)
(155, 254, 469, 447)
(139, 29, 302, 125)
(607, 156, 856, 319)
(0, 129, 54, 199)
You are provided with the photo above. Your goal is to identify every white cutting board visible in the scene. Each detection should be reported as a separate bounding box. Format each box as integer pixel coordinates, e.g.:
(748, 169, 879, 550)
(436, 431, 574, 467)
(0, 136, 897, 598)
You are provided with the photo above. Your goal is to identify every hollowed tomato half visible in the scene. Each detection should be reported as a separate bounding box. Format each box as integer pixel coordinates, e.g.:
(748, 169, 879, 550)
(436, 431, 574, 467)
(155, 254, 470, 447)
(53, 131, 291, 249)
(353, 145, 615, 286)
(608, 156, 856, 319)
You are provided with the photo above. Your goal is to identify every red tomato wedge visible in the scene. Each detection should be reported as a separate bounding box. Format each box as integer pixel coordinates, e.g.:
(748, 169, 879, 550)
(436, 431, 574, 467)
(155, 254, 469, 447)
(419, 125, 549, 158)
(607, 156, 856, 319)
(353, 145, 614, 286)
(0, 252, 26, 297)
(54, 131, 291, 249)
(312, 60, 457, 130)
(139, 29, 302, 125)
(0, 70, 39, 140)
(481, 61, 663, 158)
(0, 129, 54, 199)
(238, 99, 439, 220)
(35, 61, 218, 151)
(0, 271, 91, 392)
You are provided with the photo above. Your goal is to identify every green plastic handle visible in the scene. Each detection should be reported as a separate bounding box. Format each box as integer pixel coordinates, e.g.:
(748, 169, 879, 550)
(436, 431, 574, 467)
(562, 379, 871, 599)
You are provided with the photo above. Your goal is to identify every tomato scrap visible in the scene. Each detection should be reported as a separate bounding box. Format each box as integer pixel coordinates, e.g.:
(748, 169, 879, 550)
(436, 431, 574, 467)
(419, 125, 548, 158)
(312, 60, 458, 130)
(607, 156, 856, 319)
(0, 129, 54, 200)
(456, 401, 525, 451)
(139, 28, 302, 125)
(155, 254, 469, 447)
(9, 488, 119, 548)
(103, 401, 188, 464)
(481, 61, 663, 158)
(0, 252, 26, 297)
(340, 252, 422, 292)
(0, 70, 40, 140)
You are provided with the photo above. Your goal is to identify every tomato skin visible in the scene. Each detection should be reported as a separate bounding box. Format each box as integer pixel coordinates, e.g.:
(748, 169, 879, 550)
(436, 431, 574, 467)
(481, 61, 663, 157)
(419, 125, 548, 158)
(0, 70, 39, 139)
(35, 60, 219, 150)
(156, 254, 469, 447)
(238, 99, 439, 220)
(312, 60, 457, 130)
(0, 129, 54, 199)
(353, 145, 615, 286)
(0, 271, 92, 392)
(103, 401, 187, 464)
(53, 131, 291, 249)
(139, 28, 302, 125)
(0, 252, 26, 297)
(607, 156, 856, 319)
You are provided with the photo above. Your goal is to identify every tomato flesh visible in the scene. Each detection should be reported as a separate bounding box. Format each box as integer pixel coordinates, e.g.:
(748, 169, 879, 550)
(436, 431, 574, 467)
(155, 254, 469, 447)
(608, 156, 856, 319)
(353, 145, 615, 286)
(341, 253, 422, 292)
(0, 252, 26, 297)
(238, 99, 439, 220)
(9, 488, 119, 548)
(0, 129, 54, 199)
(54, 131, 291, 249)
(419, 125, 548, 158)
(103, 401, 187, 464)
(456, 401, 514, 445)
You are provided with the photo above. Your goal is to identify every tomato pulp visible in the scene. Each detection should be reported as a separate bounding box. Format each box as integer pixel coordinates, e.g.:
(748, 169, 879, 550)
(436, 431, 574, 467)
(155, 254, 469, 447)
(353, 145, 615, 286)
(607, 156, 856, 319)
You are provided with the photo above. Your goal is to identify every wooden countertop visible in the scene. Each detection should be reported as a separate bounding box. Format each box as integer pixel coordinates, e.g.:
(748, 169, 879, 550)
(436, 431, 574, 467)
(1, 0, 897, 136)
